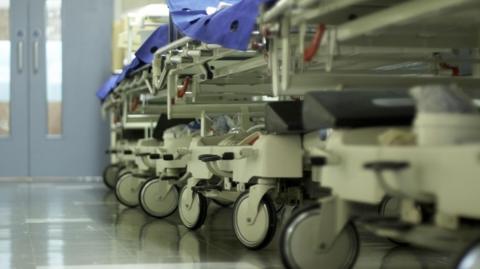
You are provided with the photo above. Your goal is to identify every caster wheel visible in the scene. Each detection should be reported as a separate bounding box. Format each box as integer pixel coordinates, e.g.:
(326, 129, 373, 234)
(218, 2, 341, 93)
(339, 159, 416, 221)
(103, 164, 121, 190)
(115, 172, 145, 207)
(179, 185, 208, 230)
(232, 192, 277, 250)
(378, 196, 401, 218)
(212, 198, 233, 208)
(274, 200, 286, 214)
(139, 178, 179, 218)
(455, 240, 480, 269)
(117, 167, 131, 179)
(378, 196, 411, 246)
(280, 203, 359, 269)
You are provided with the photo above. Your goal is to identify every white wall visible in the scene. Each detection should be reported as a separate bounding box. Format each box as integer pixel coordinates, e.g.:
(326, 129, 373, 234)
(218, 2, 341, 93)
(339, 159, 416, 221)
(114, 0, 165, 19)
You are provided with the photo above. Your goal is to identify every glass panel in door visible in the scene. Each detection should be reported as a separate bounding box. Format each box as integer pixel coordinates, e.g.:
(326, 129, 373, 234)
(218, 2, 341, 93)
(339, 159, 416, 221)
(0, 0, 10, 136)
(45, 0, 62, 137)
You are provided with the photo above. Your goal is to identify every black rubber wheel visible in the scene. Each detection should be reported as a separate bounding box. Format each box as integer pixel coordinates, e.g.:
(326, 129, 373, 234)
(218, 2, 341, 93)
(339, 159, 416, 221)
(280, 203, 360, 269)
(102, 164, 121, 190)
(232, 191, 277, 250)
(179, 185, 209, 230)
(138, 177, 179, 218)
(116, 167, 131, 180)
(454, 239, 480, 269)
(378, 196, 411, 246)
(114, 172, 143, 208)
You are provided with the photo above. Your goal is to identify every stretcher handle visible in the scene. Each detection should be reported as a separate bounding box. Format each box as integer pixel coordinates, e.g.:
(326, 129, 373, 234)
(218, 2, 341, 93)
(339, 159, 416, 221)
(198, 154, 221, 162)
(161, 175, 179, 181)
(222, 152, 235, 160)
(149, 154, 161, 160)
(364, 160, 414, 199)
(310, 156, 327, 166)
(163, 154, 174, 161)
(364, 161, 410, 172)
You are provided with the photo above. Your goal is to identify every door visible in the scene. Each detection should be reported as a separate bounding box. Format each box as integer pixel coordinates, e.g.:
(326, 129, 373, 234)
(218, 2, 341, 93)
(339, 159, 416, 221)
(0, 0, 29, 176)
(0, 0, 113, 177)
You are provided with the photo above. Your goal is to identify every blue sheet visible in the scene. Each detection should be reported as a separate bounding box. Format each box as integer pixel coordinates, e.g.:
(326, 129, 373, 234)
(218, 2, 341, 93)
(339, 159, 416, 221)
(167, 0, 266, 51)
(97, 0, 270, 100)
(96, 74, 120, 101)
(135, 25, 169, 64)
(114, 57, 142, 86)
(97, 25, 169, 101)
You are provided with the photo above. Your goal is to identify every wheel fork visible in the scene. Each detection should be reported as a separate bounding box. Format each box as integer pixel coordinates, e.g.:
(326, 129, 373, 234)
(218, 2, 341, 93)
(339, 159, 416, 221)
(183, 178, 202, 209)
(246, 179, 276, 225)
(314, 196, 352, 251)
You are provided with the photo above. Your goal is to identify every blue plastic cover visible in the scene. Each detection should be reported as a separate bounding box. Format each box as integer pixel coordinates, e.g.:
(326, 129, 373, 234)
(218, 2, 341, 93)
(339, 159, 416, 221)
(114, 57, 142, 86)
(135, 24, 169, 64)
(96, 74, 120, 101)
(97, 25, 169, 101)
(167, 0, 266, 51)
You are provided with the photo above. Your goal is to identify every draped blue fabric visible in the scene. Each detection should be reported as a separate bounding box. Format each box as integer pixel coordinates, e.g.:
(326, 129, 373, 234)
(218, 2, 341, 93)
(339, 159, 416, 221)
(97, 25, 169, 101)
(167, 0, 264, 51)
(135, 24, 169, 64)
(114, 57, 142, 86)
(96, 74, 120, 101)
(98, 0, 269, 100)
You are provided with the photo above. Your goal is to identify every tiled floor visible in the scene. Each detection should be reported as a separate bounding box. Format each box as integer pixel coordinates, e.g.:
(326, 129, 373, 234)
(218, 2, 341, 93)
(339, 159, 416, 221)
(0, 178, 455, 269)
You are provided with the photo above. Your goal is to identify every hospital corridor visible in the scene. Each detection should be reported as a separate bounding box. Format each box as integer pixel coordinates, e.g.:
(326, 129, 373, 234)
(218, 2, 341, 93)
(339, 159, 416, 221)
(0, 0, 479, 269)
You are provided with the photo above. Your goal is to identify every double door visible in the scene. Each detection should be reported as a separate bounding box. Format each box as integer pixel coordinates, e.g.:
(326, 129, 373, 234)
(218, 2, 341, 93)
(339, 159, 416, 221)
(0, 0, 113, 176)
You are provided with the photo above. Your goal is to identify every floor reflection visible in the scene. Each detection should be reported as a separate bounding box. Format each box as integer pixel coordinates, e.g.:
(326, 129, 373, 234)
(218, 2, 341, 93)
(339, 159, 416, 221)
(380, 247, 451, 269)
(0, 179, 457, 268)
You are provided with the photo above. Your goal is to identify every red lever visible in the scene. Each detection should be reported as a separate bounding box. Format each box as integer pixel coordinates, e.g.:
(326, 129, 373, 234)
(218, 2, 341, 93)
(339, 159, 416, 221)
(177, 77, 192, 98)
(130, 96, 140, 112)
(439, 62, 460, 76)
(304, 24, 326, 62)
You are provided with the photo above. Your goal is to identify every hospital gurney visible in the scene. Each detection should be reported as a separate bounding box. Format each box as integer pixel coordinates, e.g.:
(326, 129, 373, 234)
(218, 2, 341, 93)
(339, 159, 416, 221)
(98, 1, 480, 261)
(280, 88, 480, 269)
(114, 113, 195, 208)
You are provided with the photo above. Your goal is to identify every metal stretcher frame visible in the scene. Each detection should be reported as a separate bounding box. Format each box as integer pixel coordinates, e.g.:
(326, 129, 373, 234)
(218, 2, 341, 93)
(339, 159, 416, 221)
(101, 3, 273, 162)
(261, 0, 480, 95)
(257, 1, 480, 268)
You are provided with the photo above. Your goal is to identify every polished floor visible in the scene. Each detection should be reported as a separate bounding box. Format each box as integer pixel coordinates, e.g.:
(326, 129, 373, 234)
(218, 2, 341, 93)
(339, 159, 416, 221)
(0, 178, 455, 269)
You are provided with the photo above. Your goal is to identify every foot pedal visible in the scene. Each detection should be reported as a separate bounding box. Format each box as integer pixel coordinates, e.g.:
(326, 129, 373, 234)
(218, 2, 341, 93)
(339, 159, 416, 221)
(199, 154, 221, 162)
(361, 216, 414, 231)
(149, 154, 161, 160)
(192, 184, 223, 192)
(132, 173, 150, 178)
(161, 176, 179, 181)
(163, 154, 174, 161)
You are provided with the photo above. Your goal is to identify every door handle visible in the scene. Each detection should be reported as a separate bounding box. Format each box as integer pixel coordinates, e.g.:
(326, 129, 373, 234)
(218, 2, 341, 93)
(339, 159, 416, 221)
(17, 40, 24, 73)
(16, 30, 24, 73)
(33, 40, 39, 74)
(32, 30, 41, 74)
